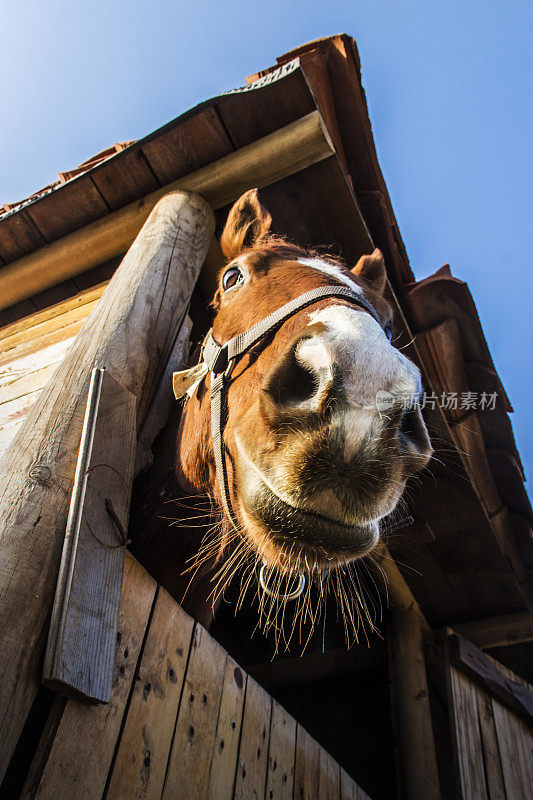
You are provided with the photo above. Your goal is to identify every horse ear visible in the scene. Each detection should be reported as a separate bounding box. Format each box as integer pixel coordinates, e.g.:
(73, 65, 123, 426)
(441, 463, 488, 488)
(350, 249, 387, 294)
(220, 188, 272, 261)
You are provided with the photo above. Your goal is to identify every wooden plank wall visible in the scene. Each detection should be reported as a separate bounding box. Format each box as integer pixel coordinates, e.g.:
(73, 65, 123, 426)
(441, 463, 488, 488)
(449, 658, 533, 800)
(15, 552, 372, 800)
(0, 283, 106, 458)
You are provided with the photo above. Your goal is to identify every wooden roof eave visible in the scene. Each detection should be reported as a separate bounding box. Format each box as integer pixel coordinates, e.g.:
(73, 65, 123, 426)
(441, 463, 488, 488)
(247, 34, 416, 291)
(0, 61, 304, 263)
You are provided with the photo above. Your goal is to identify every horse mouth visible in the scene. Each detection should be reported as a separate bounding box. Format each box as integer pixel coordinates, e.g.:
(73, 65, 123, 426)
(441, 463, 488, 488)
(236, 469, 380, 570)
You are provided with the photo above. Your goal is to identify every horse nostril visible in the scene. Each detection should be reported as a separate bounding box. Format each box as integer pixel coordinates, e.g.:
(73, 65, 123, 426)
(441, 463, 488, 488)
(264, 350, 317, 407)
(260, 334, 333, 422)
(397, 404, 433, 467)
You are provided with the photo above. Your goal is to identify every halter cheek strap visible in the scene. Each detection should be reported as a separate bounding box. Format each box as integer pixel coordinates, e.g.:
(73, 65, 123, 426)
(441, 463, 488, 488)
(200, 285, 382, 529)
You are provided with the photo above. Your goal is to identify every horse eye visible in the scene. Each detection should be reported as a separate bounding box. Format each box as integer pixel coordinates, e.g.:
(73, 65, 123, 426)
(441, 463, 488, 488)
(222, 265, 244, 292)
(384, 323, 393, 341)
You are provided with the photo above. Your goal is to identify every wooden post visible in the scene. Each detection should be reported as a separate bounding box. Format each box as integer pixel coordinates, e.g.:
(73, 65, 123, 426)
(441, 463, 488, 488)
(389, 604, 441, 800)
(0, 191, 214, 781)
(371, 544, 441, 799)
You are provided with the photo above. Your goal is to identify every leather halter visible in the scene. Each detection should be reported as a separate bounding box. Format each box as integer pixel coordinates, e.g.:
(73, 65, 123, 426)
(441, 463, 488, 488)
(201, 284, 382, 530)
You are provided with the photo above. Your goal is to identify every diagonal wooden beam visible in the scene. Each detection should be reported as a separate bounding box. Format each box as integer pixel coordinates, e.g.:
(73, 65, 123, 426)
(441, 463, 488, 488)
(454, 611, 533, 650)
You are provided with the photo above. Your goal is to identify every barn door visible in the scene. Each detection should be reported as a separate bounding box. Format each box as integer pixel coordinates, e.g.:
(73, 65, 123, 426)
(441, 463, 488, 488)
(444, 633, 533, 800)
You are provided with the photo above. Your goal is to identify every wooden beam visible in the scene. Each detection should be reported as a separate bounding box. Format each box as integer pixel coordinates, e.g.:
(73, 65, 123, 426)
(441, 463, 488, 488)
(454, 611, 533, 650)
(372, 543, 441, 800)
(0, 111, 334, 311)
(42, 369, 137, 703)
(0, 190, 214, 782)
(448, 633, 533, 727)
(389, 604, 441, 800)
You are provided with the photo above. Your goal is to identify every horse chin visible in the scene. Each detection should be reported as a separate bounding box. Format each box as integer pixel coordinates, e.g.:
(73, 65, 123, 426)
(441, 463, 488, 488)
(233, 468, 380, 573)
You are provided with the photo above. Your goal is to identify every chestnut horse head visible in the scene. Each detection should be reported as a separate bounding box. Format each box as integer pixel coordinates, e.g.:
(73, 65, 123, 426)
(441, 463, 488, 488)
(175, 190, 431, 637)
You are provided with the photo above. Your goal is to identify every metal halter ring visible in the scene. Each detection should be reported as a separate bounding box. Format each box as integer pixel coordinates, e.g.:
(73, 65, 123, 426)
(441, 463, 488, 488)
(259, 565, 306, 601)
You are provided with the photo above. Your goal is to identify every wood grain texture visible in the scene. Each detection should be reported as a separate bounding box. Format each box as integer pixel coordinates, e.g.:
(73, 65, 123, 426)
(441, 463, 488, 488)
(134, 315, 192, 477)
(340, 768, 367, 800)
(0, 190, 214, 782)
(318, 747, 340, 800)
(105, 588, 195, 800)
(449, 666, 488, 800)
(0, 282, 105, 343)
(0, 111, 333, 310)
(293, 726, 320, 800)
(0, 315, 90, 368)
(0, 209, 46, 262)
(389, 604, 441, 800)
(454, 610, 533, 649)
(489, 657, 533, 799)
(0, 340, 75, 459)
(0, 285, 107, 459)
(26, 174, 110, 242)
(449, 634, 533, 726)
(476, 689, 507, 800)
(233, 676, 272, 800)
(90, 147, 160, 211)
(206, 655, 247, 800)
(43, 369, 137, 701)
(141, 107, 233, 186)
(0, 389, 44, 458)
(492, 696, 533, 799)
(265, 700, 297, 800)
(162, 624, 227, 800)
(0, 361, 62, 406)
(28, 555, 156, 800)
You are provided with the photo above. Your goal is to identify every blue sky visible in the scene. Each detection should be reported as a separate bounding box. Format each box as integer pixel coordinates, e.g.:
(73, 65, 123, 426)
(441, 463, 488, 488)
(1, 1, 531, 482)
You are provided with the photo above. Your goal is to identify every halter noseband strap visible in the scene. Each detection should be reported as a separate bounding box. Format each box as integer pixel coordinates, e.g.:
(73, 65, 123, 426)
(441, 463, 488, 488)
(201, 285, 382, 529)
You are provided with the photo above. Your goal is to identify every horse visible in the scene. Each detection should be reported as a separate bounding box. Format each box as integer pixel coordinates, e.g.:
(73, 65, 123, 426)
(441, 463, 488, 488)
(173, 189, 432, 646)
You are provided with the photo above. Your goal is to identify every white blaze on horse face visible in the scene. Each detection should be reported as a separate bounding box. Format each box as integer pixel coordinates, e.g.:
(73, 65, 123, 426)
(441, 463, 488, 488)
(298, 258, 363, 293)
(306, 304, 421, 460)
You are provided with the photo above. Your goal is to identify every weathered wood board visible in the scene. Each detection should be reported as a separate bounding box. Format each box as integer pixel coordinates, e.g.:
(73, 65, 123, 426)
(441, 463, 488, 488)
(206, 655, 247, 800)
(162, 624, 228, 799)
(318, 747, 341, 800)
(448, 643, 533, 800)
(43, 368, 137, 702)
(449, 667, 489, 800)
(105, 588, 194, 800)
(0, 284, 107, 459)
(265, 700, 297, 800)
(294, 726, 320, 800)
(22, 556, 157, 800)
(234, 675, 272, 800)
(449, 632, 533, 726)
(389, 604, 441, 800)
